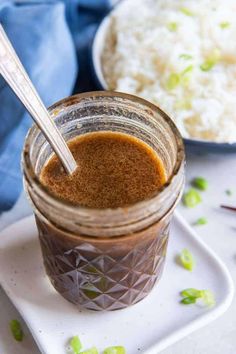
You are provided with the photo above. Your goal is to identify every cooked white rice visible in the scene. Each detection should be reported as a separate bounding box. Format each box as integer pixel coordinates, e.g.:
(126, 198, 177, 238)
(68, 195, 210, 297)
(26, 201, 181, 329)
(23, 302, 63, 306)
(102, 0, 236, 143)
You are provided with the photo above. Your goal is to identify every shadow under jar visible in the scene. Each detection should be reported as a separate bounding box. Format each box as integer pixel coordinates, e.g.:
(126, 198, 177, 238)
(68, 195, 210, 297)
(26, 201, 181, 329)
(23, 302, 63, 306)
(22, 91, 185, 311)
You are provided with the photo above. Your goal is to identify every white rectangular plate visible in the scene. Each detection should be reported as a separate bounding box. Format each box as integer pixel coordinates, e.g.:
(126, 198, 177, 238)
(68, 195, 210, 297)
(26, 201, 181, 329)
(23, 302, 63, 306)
(0, 212, 233, 354)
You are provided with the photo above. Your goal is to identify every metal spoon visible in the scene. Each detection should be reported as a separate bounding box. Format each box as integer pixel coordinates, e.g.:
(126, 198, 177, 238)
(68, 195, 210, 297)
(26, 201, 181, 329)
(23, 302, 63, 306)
(0, 25, 77, 174)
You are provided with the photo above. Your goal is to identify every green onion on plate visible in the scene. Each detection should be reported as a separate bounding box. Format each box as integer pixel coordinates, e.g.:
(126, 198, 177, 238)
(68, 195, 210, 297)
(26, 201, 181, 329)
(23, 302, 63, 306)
(192, 177, 208, 191)
(183, 188, 202, 208)
(181, 288, 202, 298)
(9, 319, 24, 342)
(180, 288, 215, 307)
(195, 217, 207, 225)
(226, 189, 233, 196)
(201, 289, 216, 307)
(181, 296, 197, 304)
(70, 336, 82, 354)
(104, 346, 126, 354)
(179, 249, 195, 271)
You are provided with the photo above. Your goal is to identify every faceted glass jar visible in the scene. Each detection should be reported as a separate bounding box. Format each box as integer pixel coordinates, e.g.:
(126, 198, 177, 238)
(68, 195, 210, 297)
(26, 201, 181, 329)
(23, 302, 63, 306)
(22, 91, 185, 311)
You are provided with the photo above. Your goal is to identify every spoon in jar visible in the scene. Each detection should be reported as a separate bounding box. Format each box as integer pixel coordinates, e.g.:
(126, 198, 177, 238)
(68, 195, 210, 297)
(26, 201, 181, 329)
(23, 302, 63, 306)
(0, 25, 77, 175)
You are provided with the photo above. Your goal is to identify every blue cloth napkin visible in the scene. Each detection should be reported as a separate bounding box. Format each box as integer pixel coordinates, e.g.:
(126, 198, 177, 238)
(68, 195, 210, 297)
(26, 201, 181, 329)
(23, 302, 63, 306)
(0, 0, 110, 212)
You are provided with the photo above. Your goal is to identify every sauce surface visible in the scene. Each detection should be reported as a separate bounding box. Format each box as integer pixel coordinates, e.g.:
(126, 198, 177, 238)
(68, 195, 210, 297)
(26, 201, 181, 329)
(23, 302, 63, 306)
(40, 131, 167, 209)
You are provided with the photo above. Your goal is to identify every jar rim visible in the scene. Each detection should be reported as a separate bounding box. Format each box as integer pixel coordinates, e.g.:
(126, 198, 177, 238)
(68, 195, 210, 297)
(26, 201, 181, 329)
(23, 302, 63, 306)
(22, 91, 185, 218)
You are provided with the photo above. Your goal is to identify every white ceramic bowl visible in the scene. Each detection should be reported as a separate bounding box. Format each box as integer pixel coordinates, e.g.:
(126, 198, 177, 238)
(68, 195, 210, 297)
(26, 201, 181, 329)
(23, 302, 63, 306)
(91, 8, 236, 153)
(92, 15, 110, 90)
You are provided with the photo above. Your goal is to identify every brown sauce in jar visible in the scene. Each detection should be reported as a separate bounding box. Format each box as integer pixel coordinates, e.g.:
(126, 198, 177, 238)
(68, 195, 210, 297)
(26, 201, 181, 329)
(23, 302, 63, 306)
(37, 131, 170, 310)
(40, 131, 167, 208)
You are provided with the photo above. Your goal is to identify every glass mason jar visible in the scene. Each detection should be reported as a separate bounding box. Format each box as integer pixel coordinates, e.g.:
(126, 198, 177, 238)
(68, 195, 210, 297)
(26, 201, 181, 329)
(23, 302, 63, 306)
(22, 91, 185, 311)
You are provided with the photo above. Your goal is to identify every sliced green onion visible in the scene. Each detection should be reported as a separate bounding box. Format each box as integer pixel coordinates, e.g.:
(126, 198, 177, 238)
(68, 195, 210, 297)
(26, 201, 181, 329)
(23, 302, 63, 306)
(195, 217, 207, 225)
(201, 290, 216, 307)
(226, 189, 232, 196)
(181, 66, 194, 86)
(183, 188, 202, 208)
(192, 177, 208, 191)
(70, 336, 82, 354)
(9, 319, 24, 342)
(220, 22, 230, 29)
(181, 296, 197, 305)
(166, 64, 194, 90)
(180, 288, 215, 307)
(179, 249, 195, 271)
(181, 288, 202, 298)
(81, 347, 99, 354)
(200, 49, 221, 71)
(180, 7, 193, 16)
(104, 346, 126, 354)
(179, 54, 193, 60)
(166, 73, 181, 90)
(167, 22, 178, 32)
(200, 61, 214, 71)
(182, 65, 194, 75)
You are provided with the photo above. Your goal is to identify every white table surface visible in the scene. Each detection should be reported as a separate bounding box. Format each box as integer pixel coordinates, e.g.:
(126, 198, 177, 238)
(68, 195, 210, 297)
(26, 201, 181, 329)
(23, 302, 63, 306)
(0, 151, 236, 354)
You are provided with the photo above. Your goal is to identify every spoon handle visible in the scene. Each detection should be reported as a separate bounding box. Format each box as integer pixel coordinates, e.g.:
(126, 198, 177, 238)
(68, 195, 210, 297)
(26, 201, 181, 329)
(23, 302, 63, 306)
(0, 25, 77, 174)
